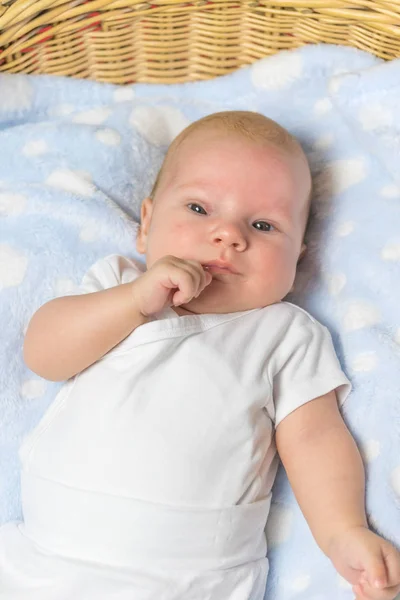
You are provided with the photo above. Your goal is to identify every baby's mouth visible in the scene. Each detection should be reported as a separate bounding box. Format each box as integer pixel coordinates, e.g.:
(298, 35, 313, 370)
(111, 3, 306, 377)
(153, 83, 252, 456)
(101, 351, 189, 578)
(202, 262, 238, 275)
(203, 265, 233, 274)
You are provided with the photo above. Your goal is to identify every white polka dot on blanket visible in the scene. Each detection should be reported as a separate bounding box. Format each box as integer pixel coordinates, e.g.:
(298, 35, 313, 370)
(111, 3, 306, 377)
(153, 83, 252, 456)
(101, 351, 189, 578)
(328, 76, 344, 95)
(358, 103, 394, 132)
(0, 192, 27, 216)
(391, 465, 400, 497)
(75, 170, 93, 183)
(21, 379, 47, 399)
(361, 439, 380, 463)
(381, 240, 400, 262)
(54, 278, 78, 296)
(113, 87, 135, 102)
(314, 98, 333, 116)
(72, 107, 111, 125)
(325, 272, 346, 296)
(251, 53, 303, 90)
(49, 104, 75, 117)
(315, 159, 366, 199)
(96, 128, 121, 146)
(313, 133, 334, 150)
(0, 244, 28, 289)
(380, 183, 400, 198)
(343, 301, 380, 332)
(335, 221, 354, 237)
(22, 139, 48, 156)
(265, 504, 293, 547)
(351, 351, 378, 373)
(46, 169, 95, 197)
(130, 105, 190, 146)
(0, 76, 33, 112)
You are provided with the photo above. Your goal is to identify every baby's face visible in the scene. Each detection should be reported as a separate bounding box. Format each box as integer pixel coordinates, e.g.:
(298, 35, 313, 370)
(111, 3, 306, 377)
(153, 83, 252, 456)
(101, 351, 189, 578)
(137, 129, 311, 314)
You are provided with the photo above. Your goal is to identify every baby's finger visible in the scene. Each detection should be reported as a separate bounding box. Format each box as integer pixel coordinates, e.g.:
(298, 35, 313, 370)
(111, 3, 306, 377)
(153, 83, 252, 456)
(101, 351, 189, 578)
(353, 580, 400, 600)
(353, 582, 366, 600)
(173, 286, 196, 306)
(198, 267, 213, 293)
(360, 542, 400, 596)
(187, 267, 212, 299)
(169, 270, 198, 306)
(182, 260, 212, 293)
(179, 262, 211, 298)
(383, 545, 400, 588)
(175, 260, 211, 298)
(359, 546, 388, 591)
(176, 260, 203, 288)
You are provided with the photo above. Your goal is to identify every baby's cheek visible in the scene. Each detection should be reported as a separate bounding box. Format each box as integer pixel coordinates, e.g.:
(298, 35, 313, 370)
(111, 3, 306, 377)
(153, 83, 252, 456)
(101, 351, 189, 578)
(171, 221, 191, 235)
(170, 221, 200, 247)
(152, 222, 187, 250)
(265, 253, 296, 291)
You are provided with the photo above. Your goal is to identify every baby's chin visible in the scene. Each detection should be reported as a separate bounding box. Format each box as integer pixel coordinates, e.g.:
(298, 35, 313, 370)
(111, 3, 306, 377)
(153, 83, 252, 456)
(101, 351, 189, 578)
(176, 279, 285, 315)
(177, 295, 268, 316)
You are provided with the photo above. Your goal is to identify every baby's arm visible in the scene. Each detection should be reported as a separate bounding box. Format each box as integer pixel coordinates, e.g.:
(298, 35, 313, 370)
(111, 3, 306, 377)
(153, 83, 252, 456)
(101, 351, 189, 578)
(24, 256, 211, 382)
(276, 391, 367, 551)
(24, 281, 150, 382)
(276, 392, 400, 598)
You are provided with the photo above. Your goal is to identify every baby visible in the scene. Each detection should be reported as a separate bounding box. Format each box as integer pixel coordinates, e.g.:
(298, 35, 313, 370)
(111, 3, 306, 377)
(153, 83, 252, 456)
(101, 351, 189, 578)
(1, 110, 399, 600)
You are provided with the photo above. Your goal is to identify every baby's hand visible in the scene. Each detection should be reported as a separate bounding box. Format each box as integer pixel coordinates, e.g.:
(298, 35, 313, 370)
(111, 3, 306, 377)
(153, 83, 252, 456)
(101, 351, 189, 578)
(328, 526, 400, 600)
(134, 255, 212, 317)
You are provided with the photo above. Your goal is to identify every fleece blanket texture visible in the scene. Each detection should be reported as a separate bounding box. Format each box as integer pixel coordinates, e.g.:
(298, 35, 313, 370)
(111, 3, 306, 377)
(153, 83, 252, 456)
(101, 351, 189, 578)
(0, 43, 400, 600)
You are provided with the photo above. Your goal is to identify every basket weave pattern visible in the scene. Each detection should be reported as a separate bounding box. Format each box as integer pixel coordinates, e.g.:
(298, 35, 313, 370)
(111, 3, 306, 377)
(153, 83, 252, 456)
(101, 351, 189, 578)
(1, 1, 400, 83)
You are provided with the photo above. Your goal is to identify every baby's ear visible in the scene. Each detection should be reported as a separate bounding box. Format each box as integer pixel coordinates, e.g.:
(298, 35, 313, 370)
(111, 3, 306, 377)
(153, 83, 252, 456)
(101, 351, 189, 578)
(136, 197, 153, 254)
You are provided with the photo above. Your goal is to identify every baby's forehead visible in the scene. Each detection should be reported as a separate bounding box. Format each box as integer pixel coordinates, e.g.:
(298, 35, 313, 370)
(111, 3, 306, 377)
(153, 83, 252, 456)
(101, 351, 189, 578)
(154, 123, 311, 206)
(170, 127, 300, 173)
(182, 133, 308, 185)
(177, 124, 286, 151)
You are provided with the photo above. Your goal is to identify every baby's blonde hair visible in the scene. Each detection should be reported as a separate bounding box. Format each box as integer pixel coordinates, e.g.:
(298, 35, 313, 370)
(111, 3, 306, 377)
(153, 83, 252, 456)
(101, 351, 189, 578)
(149, 110, 308, 201)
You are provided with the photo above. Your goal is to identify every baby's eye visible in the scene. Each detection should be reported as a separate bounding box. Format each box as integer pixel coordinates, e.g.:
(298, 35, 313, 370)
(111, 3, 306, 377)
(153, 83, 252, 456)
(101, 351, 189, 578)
(188, 203, 207, 215)
(253, 221, 274, 232)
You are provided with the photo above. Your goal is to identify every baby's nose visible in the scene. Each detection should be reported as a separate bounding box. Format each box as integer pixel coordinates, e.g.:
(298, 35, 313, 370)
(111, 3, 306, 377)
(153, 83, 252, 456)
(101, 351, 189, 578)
(211, 222, 247, 250)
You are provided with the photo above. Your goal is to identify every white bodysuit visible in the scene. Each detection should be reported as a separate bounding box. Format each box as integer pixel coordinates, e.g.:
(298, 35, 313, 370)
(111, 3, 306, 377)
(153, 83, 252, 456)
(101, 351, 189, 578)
(0, 255, 351, 600)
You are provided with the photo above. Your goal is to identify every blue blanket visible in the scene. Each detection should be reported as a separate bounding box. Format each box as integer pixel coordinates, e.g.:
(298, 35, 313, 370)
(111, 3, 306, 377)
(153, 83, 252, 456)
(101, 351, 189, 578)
(1, 44, 400, 600)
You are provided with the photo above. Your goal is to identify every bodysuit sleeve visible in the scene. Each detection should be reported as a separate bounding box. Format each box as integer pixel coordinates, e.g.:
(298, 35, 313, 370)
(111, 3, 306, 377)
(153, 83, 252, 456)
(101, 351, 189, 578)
(79, 255, 145, 294)
(270, 314, 351, 428)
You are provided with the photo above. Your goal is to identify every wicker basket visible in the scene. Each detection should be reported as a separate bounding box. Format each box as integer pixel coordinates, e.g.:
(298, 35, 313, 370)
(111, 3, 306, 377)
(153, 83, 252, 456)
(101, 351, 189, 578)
(1, 0, 400, 84)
